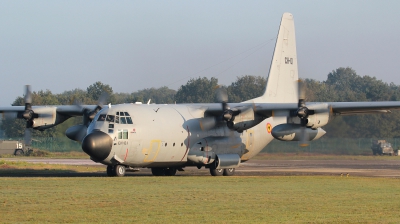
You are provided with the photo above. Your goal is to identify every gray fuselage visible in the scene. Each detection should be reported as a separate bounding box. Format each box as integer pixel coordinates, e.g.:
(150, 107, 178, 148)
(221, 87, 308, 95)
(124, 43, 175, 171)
(86, 103, 275, 168)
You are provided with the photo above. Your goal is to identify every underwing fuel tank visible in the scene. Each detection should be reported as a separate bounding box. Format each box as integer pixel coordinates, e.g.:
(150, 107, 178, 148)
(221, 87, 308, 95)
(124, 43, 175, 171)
(271, 124, 326, 141)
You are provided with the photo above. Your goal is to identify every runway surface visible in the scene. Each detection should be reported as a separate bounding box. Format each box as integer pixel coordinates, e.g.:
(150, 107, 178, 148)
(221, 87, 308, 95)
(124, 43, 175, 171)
(3, 158, 400, 177)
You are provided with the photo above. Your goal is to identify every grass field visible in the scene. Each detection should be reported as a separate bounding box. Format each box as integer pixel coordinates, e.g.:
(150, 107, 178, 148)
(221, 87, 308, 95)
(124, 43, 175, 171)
(1, 157, 400, 223)
(1, 172, 400, 223)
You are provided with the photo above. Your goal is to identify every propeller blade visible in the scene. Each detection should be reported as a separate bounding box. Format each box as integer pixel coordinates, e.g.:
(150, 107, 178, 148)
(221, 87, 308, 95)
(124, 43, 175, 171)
(215, 86, 228, 103)
(297, 80, 310, 147)
(2, 112, 17, 119)
(79, 91, 110, 126)
(298, 80, 305, 101)
(24, 85, 32, 105)
(299, 126, 309, 147)
(297, 79, 307, 108)
(24, 128, 32, 146)
(98, 92, 110, 107)
(199, 117, 216, 131)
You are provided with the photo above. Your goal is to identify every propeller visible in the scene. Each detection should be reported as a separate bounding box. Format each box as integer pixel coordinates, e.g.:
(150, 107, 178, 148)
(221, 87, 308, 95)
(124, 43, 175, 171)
(198, 86, 232, 131)
(215, 86, 243, 130)
(215, 87, 241, 125)
(22, 85, 35, 149)
(199, 86, 249, 132)
(295, 80, 314, 147)
(74, 91, 110, 127)
(66, 91, 110, 142)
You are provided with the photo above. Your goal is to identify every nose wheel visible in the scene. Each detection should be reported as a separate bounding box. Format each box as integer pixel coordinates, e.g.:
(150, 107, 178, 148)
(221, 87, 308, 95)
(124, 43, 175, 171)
(106, 165, 126, 177)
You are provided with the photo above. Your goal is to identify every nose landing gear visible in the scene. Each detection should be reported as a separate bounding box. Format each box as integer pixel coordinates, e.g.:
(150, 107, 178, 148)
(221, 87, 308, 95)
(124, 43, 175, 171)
(107, 164, 126, 177)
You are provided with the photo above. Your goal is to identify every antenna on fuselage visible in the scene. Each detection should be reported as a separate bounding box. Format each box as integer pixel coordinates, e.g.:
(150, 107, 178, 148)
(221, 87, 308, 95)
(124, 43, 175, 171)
(147, 99, 151, 105)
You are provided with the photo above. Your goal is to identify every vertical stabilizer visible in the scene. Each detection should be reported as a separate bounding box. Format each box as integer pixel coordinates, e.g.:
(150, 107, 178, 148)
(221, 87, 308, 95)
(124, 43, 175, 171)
(252, 13, 298, 103)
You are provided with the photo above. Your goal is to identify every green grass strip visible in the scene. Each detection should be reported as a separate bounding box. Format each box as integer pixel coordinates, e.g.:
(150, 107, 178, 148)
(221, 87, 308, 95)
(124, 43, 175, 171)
(0, 176, 399, 223)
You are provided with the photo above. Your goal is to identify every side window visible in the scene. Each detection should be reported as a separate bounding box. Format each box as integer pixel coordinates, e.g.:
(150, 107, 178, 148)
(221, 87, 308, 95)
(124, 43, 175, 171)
(97, 114, 106, 121)
(106, 115, 115, 122)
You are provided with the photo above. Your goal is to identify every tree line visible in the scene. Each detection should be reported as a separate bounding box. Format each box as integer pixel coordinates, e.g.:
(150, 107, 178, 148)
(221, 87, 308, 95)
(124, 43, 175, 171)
(1, 67, 400, 139)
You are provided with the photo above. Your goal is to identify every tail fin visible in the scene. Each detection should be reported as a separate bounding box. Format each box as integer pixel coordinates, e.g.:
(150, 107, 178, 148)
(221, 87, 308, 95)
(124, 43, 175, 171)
(252, 13, 298, 103)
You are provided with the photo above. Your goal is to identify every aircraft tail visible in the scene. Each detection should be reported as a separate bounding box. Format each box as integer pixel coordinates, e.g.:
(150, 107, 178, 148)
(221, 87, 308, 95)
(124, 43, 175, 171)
(251, 13, 298, 103)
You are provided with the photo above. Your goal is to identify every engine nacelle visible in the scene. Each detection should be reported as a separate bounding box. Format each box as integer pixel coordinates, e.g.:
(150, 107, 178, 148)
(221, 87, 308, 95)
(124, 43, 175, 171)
(31, 107, 57, 129)
(271, 124, 326, 141)
(228, 107, 262, 132)
(187, 137, 244, 165)
(66, 124, 87, 143)
(306, 103, 332, 128)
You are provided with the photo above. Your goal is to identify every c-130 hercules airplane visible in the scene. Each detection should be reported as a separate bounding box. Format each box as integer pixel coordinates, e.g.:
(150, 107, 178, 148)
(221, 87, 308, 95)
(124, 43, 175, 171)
(2, 13, 400, 177)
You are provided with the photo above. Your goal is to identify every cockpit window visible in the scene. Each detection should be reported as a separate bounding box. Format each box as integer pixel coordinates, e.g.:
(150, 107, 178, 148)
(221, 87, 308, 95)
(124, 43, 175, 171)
(106, 115, 115, 122)
(97, 114, 106, 121)
(105, 112, 132, 124)
(112, 111, 133, 124)
(126, 117, 133, 124)
(120, 117, 127, 124)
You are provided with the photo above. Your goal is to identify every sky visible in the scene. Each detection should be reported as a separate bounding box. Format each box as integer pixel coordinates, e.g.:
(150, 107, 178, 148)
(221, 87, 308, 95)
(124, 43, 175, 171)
(1, 1, 400, 106)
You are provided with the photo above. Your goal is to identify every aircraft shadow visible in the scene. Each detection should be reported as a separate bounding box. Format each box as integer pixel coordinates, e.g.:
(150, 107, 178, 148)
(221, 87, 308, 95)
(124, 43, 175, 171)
(0, 169, 213, 178)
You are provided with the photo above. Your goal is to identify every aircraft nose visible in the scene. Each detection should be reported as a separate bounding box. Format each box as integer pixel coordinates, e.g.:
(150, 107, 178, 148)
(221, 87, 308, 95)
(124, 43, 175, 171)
(82, 131, 113, 161)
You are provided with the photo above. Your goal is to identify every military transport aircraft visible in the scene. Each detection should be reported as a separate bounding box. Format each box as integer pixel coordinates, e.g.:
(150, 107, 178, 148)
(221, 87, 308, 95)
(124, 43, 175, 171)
(2, 13, 400, 177)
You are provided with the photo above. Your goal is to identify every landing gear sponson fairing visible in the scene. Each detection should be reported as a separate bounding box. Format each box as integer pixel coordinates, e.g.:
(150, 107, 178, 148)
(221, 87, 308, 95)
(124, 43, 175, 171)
(2, 13, 400, 177)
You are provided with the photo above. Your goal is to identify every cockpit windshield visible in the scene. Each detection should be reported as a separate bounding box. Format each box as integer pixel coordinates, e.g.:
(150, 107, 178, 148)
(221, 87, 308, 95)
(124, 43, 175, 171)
(96, 112, 133, 124)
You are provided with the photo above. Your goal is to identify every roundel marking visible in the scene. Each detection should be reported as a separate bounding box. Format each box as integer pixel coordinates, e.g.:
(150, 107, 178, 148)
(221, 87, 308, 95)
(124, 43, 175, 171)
(267, 123, 272, 134)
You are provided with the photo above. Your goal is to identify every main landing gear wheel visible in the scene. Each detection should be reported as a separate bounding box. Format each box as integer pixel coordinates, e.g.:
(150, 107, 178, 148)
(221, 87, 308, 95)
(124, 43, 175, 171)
(106, 165, 114, 177)
(151, 168, 165, 176)
(114, 165, 126, 177)
(151, 167, 177, 176)
(209, 167, 224, 176)
(223, 168, 235, 176)
(165, 168, 177, 176)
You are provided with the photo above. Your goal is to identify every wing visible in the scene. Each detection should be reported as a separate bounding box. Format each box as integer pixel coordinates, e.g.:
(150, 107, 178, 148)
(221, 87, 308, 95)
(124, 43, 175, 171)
(250, 101, 400, 117)
(201, 101, 400, 118)
(0, 105, 97, 116)
(197, 101, 400, 134)
(0, 105, 98, 130)
(328, 102, 400, 115)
